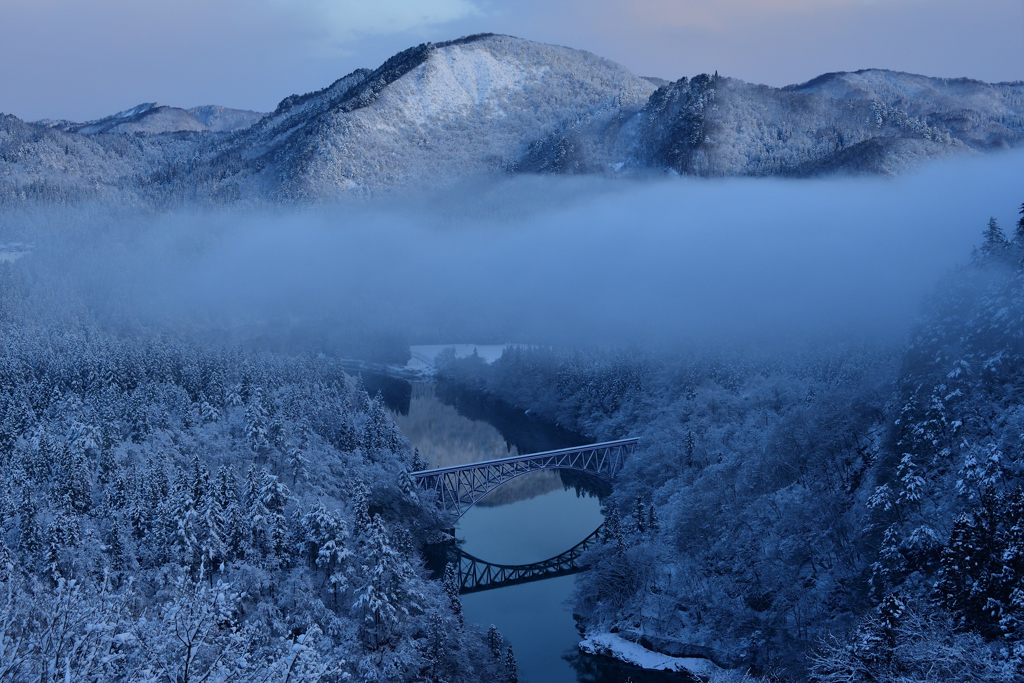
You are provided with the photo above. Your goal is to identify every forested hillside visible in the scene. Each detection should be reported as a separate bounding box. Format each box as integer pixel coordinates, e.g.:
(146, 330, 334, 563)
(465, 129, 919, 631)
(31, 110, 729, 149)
(0, 250, 512, 681)
(437, 205, 1024, 681)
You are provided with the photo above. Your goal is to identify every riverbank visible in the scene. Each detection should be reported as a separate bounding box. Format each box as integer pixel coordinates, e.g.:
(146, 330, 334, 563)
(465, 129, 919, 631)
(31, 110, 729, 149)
(580, 633, 719, 677)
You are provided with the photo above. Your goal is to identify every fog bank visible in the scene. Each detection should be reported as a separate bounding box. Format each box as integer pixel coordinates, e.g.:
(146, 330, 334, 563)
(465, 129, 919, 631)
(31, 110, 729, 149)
(8, 150, 1024, 353)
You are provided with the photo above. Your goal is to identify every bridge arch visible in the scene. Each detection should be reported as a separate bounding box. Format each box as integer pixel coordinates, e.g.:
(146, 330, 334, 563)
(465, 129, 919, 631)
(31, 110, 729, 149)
(411, 438, 637, 518)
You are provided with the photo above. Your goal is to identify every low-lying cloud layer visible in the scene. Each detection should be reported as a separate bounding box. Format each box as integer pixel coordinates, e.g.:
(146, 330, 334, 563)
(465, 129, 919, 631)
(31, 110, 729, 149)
(11, 150, 1024, 354)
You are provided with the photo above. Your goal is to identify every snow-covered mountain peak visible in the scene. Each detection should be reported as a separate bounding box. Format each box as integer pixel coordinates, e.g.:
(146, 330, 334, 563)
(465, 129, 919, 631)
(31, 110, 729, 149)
(213, 34, 657, 198)
(112, 102, 162, 119)
(2, 35, 1021, 205)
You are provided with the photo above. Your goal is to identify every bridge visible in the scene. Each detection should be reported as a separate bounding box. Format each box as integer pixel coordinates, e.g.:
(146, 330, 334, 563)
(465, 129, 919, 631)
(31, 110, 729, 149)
(455, 525, 603, 594)
(412, 438, 637, 518)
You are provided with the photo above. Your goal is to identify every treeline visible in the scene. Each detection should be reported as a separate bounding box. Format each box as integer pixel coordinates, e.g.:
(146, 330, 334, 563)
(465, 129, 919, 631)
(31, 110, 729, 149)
(437, 206, 1024, 681)
(0, 261, 512, 681)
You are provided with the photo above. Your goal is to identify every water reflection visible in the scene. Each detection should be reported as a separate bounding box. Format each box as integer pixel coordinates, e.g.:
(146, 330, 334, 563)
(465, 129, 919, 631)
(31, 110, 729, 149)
(459, 485, 602, 683)
(456, 524, 602, 594)
(390, 382, 567, 506)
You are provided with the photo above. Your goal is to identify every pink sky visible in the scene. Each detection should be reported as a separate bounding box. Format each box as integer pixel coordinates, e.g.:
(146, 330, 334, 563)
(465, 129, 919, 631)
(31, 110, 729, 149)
(1, 0, 1021, 121)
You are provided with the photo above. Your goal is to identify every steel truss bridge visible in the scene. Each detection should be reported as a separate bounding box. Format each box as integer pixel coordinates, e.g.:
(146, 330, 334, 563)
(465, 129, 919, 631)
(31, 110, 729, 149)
(411, 438, 638, 518)
(455, 525, 603, 594)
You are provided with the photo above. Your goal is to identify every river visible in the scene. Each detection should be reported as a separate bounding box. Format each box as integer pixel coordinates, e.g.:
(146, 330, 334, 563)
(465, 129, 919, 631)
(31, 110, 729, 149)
(369, 375, 691, 683)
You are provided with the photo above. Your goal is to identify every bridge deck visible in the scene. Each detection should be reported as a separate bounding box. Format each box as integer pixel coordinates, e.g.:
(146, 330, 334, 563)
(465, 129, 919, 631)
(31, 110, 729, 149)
(411, 437, 639, 478)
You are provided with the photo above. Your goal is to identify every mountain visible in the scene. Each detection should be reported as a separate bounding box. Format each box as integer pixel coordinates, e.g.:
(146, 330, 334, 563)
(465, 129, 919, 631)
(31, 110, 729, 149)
(519, 70, 1024, 177)
(189, 34, 656, 200)
(185, 105, 266, 133)
(36, 103, 265, 135)
(1, 34, 1021, 204)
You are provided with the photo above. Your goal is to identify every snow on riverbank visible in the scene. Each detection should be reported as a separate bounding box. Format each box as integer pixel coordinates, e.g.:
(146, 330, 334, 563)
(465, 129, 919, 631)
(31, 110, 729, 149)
(0, 243, 32, 262)
(406, 344, 532, 371)
(579, 632, 720, 676)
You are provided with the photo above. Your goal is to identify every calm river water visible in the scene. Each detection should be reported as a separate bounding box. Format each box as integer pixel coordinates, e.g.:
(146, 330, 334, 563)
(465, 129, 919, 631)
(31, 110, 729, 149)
(372, 376, 689, 683)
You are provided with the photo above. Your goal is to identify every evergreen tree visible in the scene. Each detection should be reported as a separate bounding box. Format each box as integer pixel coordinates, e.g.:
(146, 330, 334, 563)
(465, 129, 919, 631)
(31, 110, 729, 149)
(505, 644, 518, 683)
(981, 217, 1008, 258)
(443, 562, 463, 625)
(107, 516, 130, 576)
(1016, 202, 1024, 245)
(243, 465, 290, 567)
(18, 486, 42, 557)
(244, 390, 269, 455)
(354, 514, 420, 652)
(167, 479, 200, 572)
(633, 492, 647, 534)
(285, 445, 308, 484)
(412, 447, 427, 472)
(352, 482, 372, 539)
(647, 503, 659, 533)
(487, 625, 504, 659)
(602, 505, 626, 553)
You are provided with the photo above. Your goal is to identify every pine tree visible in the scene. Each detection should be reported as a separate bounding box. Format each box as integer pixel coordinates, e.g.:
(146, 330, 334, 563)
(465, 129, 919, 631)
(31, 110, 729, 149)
(981, 217, 1008, 258)
(633, 493, 647, 534)
(361, 393, 393, 459)
(172, 481, 201, 572)
(354, 514, 418, 652)
(938, 506, 1002, 636)
(443, 562, 463, 624)
(1016, 202, 1024, 245)
(505, 644, 518, 683)
(107, 516, 123, 567)
(297, 502, 351, 577)
(602, 505, 626, 553)
(213, 467, 243, 562)
(412, 447, 427, 472)
(487, 625, 504, 659)
(0, 415, 16, 457)
(244, 390, 269, 455)
(18, 487, 42, 557)
(285, 445, 308, 484)
(44, 510, 80, 581)
(422, 609, 450, 679)
(397, 468, 419, 504)
(647, 503, 659, 533)
(243, 465, 290, 567)
(352, 482, 371, 539)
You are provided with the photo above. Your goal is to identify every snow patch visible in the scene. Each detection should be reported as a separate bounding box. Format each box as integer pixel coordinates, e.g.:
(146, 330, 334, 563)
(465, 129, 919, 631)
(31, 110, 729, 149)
(0, 243, 32, 262)
(406, 343, 529, 371)
(393, 44, 541, 126)
(579, 632, 720, 675)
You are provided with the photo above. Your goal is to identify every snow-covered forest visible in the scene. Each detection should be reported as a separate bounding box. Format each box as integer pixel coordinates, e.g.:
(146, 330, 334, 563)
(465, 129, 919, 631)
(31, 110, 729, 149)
(436, 205, 1024, 681)
(0, 252, 514, 681)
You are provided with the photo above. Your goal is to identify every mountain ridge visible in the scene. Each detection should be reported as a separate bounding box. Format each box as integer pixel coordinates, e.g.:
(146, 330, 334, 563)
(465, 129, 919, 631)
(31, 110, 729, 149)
(1, 34, 1021, 205)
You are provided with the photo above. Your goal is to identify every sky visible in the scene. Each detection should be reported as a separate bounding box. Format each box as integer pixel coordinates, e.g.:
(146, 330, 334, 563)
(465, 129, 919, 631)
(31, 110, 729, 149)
(0, 0, 1022, 122)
